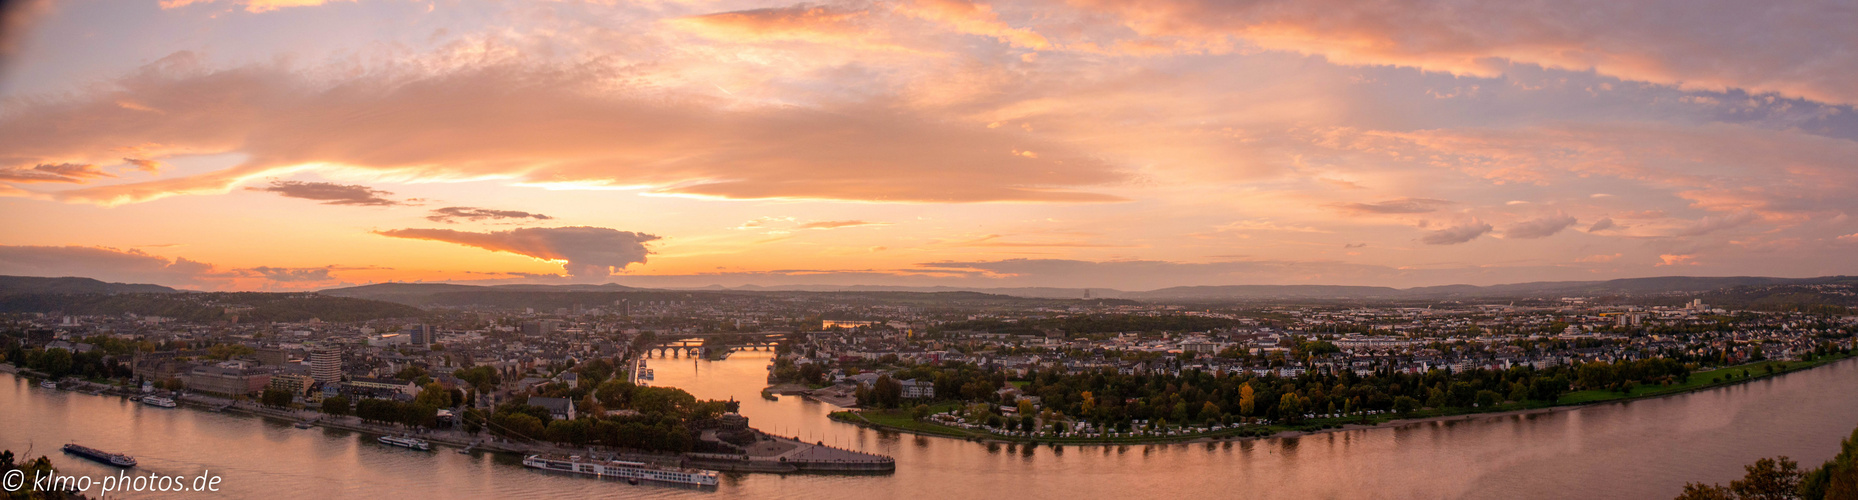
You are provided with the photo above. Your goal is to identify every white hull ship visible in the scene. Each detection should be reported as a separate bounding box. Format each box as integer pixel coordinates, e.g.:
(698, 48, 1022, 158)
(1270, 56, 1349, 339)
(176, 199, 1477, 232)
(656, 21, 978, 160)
(522, 454, 719, 487)
(377, 435, 432, 451)
(142, 396, 178, 408)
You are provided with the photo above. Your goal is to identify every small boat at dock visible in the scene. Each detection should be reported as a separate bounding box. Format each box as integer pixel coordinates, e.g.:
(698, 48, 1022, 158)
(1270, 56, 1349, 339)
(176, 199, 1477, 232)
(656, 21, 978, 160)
(142, 396, 177, 408)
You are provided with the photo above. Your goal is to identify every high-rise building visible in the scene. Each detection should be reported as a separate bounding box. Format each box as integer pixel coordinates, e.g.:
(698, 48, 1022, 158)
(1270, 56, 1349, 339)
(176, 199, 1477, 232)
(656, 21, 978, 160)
(521, 320, 560, 336)
(310, 345, 342, 386)
(409, 325, 433, 347)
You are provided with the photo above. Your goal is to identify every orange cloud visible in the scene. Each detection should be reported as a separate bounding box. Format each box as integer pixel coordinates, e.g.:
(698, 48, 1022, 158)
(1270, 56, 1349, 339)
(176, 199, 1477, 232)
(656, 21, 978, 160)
(122, 157, 165, 173)
(376, 227, 661, 280)
(0, 57, 1127, 205)
(672, 5, 879, 45)
(0, 163, 113, 183)
(1575, 253, 1621, 263)
(799, 220, 889, 230)
(1329, 198, 1451, 216)
(1656, 254, 1697, 266)
(1067, 0, 1858, 104)
(899, 0, 1051, 50)
(159, 0, 357, 13)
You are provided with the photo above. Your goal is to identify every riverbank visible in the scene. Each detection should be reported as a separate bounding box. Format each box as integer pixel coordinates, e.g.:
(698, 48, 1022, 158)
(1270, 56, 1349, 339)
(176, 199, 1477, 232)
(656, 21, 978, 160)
(831, 352, 1858, 446)
(3, 367, 890, 474)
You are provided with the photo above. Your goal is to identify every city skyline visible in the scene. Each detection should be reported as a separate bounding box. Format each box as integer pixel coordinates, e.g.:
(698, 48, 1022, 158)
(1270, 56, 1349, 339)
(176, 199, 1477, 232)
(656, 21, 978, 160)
(3, 0, 1858, 291)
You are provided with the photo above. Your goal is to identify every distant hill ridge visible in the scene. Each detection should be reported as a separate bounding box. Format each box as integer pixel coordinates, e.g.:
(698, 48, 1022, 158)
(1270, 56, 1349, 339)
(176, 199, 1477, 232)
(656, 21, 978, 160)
(0, 275, 179, 295)
(2, 274, 1852, 304)
(0, 276, 425, 321)
(318, 275, 1858, 303)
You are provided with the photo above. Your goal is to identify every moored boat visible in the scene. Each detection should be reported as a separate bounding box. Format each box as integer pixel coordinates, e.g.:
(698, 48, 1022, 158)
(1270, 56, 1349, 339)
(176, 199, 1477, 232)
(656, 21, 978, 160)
(39, 380, 56, 389)
(378, 435, 431, 451)
(62, 443, 136, 467)
(142, 396, 177, 408)
(522, 454, 719, 487)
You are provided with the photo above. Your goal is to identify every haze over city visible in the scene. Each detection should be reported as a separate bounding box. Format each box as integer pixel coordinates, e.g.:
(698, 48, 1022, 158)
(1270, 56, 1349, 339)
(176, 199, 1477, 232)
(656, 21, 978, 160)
(2, 0, 1855, 291)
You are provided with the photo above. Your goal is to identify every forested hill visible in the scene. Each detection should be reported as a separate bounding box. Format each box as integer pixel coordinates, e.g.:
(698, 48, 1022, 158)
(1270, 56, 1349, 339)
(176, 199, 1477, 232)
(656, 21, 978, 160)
(0, 275, 179, 295)
(320, 282, 1138, 309)
(0, 291, 427, 323)
(937, 314, 1251, 336)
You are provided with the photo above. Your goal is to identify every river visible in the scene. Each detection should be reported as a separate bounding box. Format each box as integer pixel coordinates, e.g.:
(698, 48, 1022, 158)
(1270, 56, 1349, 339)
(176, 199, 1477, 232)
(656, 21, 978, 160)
(4, 353, 1856, 499)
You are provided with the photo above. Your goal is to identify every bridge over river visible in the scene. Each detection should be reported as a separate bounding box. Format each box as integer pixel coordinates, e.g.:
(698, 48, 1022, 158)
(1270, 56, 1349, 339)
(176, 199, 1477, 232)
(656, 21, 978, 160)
(638, 332, 787, 359)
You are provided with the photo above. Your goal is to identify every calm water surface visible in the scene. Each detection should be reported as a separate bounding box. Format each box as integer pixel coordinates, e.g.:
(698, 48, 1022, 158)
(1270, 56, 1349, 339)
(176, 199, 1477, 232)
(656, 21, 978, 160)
(5, 353, 1856, 499)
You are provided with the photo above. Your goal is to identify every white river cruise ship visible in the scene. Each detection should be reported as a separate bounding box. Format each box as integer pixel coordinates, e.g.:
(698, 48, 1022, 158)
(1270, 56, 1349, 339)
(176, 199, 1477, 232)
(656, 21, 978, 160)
(522, 454, 719, 487)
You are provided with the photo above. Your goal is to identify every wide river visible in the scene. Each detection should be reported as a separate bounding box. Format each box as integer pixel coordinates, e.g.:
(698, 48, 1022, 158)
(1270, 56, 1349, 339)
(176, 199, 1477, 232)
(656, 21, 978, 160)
(4, 353, 1856, 499)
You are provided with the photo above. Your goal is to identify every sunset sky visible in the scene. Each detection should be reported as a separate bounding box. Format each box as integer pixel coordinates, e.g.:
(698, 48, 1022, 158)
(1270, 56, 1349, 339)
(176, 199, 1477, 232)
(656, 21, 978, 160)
(1, 0, 1855, 291)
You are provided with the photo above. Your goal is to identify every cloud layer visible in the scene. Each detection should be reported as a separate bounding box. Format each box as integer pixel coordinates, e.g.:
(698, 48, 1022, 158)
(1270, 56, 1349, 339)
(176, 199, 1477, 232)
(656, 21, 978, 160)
(1421, 221, 1494, 245)
(0, 0, 1855, 289)
(1503, 214, 1578, 239)
(248, 180, 401, 206)
(375, 226, 661, 280)
(426, 207, 553, 224)
(1067, 0, 1858, 104)
(0, 245, 217, 286)
(0, 54, 1125, 206)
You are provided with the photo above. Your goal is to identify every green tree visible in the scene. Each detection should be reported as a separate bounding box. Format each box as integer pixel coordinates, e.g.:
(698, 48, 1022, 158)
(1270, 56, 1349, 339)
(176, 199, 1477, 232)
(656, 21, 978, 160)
(453, 366, 500, 392)
(394, 365, 429, 381)
(798, 364, 825, 385)
(1277, 393, 1305, 423)
(36, 347, 72, 378)
(1729, 457, 1803, 500)
(1673, 483, 1734, 500)
(1474, 390, 1502, 408)
(0, 449, 61, 498)
(595, 379, 634, 408)
(631, 386, 698, 415)
(260, 388, 294, 407)
(911, 404, 931, 421)
(577, 359, 613, 386)
(873, 375, 903, 409)
(321, 395, 351, 416)
(854, 383, 872, 407)
(1802, 425, 1858, 499)
(1676, 456, 1803, 500)
(491, 412, 546, 439)
(1198, 401, 1222, 423)
(414, 382, 453, 408)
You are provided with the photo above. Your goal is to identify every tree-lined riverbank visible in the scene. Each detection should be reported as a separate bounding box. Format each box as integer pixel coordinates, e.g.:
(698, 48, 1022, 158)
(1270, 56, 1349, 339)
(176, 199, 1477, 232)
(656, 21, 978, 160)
(832, 352, 1858, 445)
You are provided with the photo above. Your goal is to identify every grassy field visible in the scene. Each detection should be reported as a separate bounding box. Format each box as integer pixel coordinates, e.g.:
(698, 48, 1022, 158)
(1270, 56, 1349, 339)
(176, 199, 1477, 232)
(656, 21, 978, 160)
(830, 352, 1857, 445)
(1556, 352, 1852, 404)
